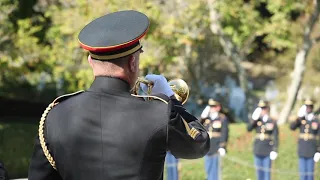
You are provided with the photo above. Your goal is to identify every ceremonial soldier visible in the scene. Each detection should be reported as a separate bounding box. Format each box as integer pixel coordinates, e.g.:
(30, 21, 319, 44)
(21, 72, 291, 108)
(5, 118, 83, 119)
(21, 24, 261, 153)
(200, 99, 229, 180)
(290, 99, 320, 180)
(28, 10, 209, 180)
(247, 100, 278, 180)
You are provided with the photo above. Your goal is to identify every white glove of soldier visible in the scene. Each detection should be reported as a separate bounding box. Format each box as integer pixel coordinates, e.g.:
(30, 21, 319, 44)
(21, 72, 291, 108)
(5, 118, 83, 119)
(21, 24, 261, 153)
(140, 74, 174, 97)
(201, 106, 210, 119)
(306, 113, 315, 121)
(218, 148, 226, 157)
(298, 105, 307, 118)
(314, 152, 320, 162)
(252, 107, 262, 121)
(270, 151, 278, 161)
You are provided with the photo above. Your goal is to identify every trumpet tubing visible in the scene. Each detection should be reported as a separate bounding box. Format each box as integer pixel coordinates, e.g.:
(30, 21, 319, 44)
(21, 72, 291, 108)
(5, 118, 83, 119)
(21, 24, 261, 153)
(132, 77, 189, 105)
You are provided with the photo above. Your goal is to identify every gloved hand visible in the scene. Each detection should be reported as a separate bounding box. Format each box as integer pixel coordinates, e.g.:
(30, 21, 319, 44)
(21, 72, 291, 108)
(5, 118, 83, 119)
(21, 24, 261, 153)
(313, 152, 320, 162)
(270, 151, 278, 160)
(306, 113, 315, 121)
(201, 106, 210, 119)
(218, 148, 226, 157)
(252, 107, 262, 121)
(298, 105, 307, 118)
(140, 74, 174, 97)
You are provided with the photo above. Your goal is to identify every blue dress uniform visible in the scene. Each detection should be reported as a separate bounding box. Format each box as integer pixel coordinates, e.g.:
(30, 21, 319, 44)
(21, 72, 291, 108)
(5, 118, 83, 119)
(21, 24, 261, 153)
(200, 99, 229, 180)
(165, 151, 179, 180)
(247, 100, 279, 180)
(27, 10, 210, 180)
(290, 99, 320, 180)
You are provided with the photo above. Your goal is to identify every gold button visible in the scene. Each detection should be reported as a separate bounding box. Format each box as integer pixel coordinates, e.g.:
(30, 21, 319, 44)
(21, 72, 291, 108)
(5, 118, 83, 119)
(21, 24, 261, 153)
(269, 141, 274, 145)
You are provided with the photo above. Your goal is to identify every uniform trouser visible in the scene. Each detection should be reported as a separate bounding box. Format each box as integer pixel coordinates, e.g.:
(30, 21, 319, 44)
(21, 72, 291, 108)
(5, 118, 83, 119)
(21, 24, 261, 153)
(299, 157, 314, 180)
(254, 155, 271, 180)
(166, 152, 179, 180)
(205, 154, 220, 180)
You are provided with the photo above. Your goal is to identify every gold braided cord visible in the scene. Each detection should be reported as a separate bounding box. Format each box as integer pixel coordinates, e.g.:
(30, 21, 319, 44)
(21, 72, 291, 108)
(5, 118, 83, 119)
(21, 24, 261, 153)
(39, 102, 57, 170)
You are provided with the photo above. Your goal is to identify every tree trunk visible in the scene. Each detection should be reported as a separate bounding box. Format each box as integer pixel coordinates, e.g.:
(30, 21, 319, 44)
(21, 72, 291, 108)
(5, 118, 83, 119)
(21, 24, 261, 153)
(207, 0, 248, 94)
(278, 0, 320, 124)
(207, 0, 249, 121)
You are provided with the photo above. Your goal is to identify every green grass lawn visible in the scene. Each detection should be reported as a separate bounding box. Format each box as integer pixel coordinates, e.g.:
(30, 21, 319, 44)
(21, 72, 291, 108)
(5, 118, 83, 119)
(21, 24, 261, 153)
(167, 123, 320, 180)
(0, 119, 38, 179)
(0, 120, 319, 179)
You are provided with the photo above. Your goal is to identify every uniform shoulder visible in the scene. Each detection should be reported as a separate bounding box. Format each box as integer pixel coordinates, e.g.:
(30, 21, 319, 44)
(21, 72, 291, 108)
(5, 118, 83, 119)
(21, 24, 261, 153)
(218, 113, 226, 120)
(38, 90, 84, 170)
(51, 90, 85, 105)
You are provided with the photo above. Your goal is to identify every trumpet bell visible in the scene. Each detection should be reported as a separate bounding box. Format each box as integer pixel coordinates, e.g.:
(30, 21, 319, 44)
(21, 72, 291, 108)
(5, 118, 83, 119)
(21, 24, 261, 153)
(168, 79, 189, 105)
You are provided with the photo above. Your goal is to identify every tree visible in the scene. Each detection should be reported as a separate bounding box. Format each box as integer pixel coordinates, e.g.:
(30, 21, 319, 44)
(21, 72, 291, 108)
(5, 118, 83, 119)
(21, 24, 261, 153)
(278, 0, 320, 124)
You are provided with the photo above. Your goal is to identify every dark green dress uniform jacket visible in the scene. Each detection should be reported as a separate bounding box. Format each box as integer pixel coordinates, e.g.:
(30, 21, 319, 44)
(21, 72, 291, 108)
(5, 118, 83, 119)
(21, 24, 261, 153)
(247, 117, 279, 156)
(28, 77, 210, 180)
(290, 116, 320, 158)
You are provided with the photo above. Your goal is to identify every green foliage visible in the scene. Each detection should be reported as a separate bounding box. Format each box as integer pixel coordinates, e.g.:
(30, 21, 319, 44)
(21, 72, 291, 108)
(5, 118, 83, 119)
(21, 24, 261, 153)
(0, 0, 320, 106)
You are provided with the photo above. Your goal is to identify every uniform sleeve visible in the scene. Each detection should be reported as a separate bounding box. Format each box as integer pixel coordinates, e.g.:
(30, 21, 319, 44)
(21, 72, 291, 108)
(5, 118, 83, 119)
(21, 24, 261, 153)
(219, 116, 229, 149)
(167, 98, 210, 159)
(28, 135, 62, 180)
(290, 117, 301, 130)
(272, 122, 279, 152)
(247, 120, 258, 132)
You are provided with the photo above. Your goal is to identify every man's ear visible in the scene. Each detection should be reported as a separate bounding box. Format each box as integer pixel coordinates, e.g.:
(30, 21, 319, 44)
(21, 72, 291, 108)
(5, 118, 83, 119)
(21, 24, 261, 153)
(128, 55, 137, 72)
(88, 55, 94, 68)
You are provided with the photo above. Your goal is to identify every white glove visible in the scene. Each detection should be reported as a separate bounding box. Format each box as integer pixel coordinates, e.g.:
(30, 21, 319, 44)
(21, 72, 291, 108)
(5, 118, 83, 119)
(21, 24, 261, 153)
(298, 105, 307, 118)
(262, 115, 269, 122)
(306, 113, 315, 121)
(140, 74, 174, 97)
(218, 148, 226, 157)
(314, 152, 320, 162)
(210, 112, 219, 120)
(201, 106, 210, 119)
(270, 151, 278, 161)
(252, 107, 262, 121)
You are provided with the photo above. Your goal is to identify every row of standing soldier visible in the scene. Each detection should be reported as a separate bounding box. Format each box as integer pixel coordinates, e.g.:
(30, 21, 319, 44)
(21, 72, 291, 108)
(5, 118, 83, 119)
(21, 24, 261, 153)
(165, 99, 320, 180)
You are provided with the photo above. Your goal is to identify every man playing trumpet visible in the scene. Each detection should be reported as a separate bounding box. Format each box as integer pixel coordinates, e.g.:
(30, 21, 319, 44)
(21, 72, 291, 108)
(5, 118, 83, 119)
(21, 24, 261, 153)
(28, 10, 209, 180)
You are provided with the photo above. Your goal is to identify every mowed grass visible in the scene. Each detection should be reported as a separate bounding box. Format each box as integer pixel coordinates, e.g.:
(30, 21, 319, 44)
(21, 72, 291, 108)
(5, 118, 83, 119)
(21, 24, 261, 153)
(0, 120, 319, 179)
(0, 119, 38, 179)
(165, 123, 320, 180)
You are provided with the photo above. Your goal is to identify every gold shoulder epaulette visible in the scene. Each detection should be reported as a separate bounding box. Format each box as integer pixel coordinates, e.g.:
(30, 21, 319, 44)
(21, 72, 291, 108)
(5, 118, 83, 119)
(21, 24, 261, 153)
(219, 113, 226, 119)
(131, 94, 168, 104)
(39, 90, 84, 170)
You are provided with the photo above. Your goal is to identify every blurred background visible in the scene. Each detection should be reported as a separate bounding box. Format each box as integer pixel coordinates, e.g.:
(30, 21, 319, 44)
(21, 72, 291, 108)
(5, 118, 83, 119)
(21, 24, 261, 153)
(0, 0, 320, 179)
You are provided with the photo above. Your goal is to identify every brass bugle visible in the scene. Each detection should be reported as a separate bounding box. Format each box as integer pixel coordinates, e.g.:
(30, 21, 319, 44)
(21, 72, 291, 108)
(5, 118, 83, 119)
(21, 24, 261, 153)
(132, 77, 189, 105)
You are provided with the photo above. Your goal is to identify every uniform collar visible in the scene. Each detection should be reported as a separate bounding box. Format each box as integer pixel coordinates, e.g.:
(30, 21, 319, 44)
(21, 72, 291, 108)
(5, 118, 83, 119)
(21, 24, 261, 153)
(88, 76, 131, 93)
